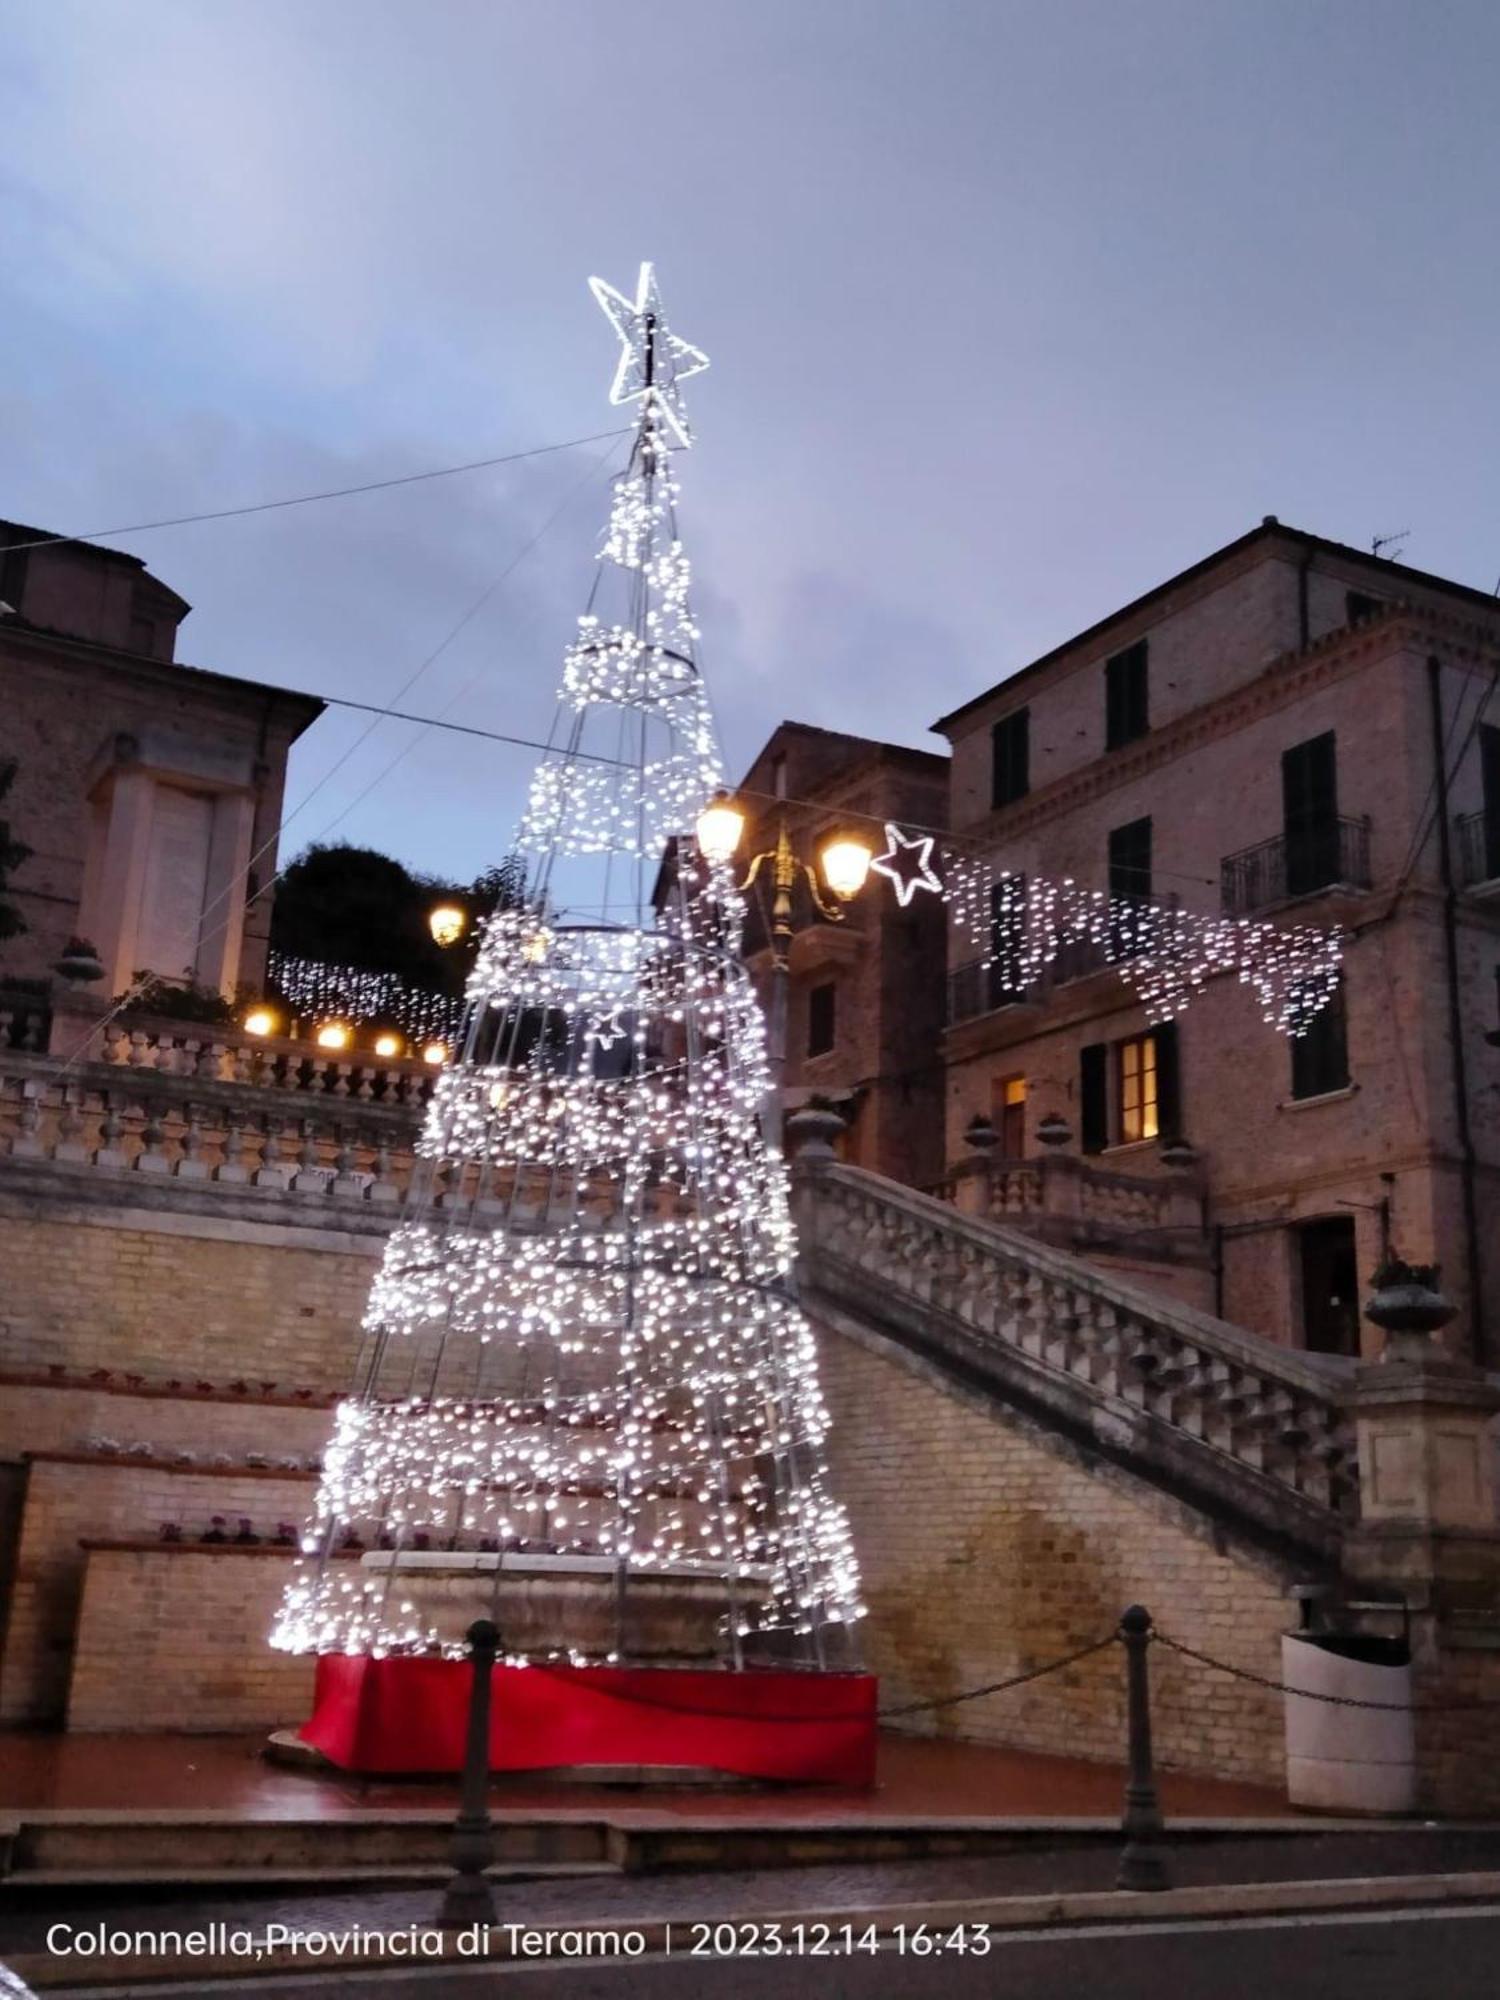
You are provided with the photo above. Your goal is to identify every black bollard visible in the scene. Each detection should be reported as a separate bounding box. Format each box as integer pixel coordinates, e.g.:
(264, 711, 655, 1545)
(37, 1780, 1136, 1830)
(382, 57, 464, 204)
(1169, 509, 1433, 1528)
(440, 1618, 501, 1929)
(1116, 1604, 1170, 1892)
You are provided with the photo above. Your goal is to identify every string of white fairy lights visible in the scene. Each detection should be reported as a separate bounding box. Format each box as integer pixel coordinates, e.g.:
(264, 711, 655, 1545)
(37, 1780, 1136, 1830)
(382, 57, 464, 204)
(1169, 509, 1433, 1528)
(273, 265, 864, 1669)
(857, 819, 1342, 1035)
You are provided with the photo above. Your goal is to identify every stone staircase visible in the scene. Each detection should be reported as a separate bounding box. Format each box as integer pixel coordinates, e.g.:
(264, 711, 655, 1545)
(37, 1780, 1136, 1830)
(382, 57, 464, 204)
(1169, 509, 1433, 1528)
(794, 1161, 1359, 1572)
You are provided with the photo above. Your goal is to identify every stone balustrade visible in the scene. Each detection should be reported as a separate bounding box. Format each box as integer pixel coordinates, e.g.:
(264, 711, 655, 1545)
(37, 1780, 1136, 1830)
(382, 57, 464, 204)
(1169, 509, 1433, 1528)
(931, 1151, 1206, 1248)
(796, 1160, 1359, 1563)
(0, 1046, 423, 1212)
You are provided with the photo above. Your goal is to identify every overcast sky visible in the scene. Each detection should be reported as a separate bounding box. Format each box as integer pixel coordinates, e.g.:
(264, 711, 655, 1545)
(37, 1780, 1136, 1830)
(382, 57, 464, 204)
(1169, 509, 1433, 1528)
(3, 1, 1499, 882)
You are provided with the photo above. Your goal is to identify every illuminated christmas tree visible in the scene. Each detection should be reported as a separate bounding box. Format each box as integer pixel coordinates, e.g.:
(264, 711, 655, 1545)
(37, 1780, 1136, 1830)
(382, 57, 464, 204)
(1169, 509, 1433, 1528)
(273, 267, 864, 1679)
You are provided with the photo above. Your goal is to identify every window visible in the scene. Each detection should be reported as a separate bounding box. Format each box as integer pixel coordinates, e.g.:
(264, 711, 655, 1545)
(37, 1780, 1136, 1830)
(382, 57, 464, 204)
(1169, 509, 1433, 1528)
(770, 752, 788, 800)
(1117, 1035, 1159, 1144)
(807, 981, 836, 1058)
(1290, 978, 1349, 1099)
(1282, 731, 1340, 897)
(1081, 1022, 1181, 1152)
(987, 874, 1027, 1008)
(1106, 817, 1152, 960)
(991, 708, 1030, 808)
(1481, 723, 1500, 880)
(1346, 591, 1383, 627)
(1108, 817, 1153, 903)
(992, 1073, 1026, 1156)
(1105, 640, 1149, 750)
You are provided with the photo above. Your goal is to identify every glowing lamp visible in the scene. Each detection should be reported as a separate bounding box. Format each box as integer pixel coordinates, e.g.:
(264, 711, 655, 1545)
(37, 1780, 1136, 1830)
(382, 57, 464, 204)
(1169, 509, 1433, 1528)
(422, 1041, 449, 1066)
(521, 928, 552, 965)
(428, 903, 468, 948)
(820, 835, 873, 901)
(315, 1021, 352, 1051)
(695, 791, 745, 865)
(373, 1032, 403, 1059)
(243, 1007, 277, 1038)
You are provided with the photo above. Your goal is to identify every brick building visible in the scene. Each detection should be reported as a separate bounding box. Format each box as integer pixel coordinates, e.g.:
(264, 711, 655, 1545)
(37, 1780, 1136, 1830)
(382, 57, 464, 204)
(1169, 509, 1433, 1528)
(0, 522, 322, 1003)
(935, 517, 1500, 1364)
(734, 722, 948, 1185)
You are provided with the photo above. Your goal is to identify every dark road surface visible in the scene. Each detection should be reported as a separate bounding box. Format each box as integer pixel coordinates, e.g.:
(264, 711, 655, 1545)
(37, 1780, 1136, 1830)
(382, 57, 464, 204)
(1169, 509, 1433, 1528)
(22, 1906, 1500, 1999)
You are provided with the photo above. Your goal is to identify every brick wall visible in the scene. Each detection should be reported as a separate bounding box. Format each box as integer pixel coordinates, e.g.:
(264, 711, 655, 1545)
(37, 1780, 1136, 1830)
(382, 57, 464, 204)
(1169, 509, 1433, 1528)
(0, 1378, 334, 1464)
(1413, 1642, 1500, 1816)
(0, 1456, 314, 1723)
(818, 1320, 1289, 1789)
(67, 1545, 317, 1732)
(0, 1204, 375, 1387)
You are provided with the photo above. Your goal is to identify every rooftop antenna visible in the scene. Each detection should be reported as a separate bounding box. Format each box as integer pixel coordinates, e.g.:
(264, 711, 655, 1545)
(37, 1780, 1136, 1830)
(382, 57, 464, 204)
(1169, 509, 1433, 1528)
(1371, 529, 1410, 561)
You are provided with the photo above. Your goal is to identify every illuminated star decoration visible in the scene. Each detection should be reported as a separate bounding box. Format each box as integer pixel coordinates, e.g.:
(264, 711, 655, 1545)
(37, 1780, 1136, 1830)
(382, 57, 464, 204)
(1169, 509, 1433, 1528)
(870, 823, 943, 907)
(589, 262, 709, 449)
(590, 1005, 629, 1052)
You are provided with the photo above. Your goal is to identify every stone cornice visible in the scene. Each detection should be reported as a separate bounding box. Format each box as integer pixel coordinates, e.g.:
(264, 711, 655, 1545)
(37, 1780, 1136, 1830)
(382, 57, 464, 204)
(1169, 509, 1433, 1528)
(953, 606, 1500, 852)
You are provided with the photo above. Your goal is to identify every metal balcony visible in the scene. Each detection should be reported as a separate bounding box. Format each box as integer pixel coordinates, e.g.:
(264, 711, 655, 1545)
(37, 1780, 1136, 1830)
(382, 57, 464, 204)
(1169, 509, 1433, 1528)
(947, 959, 1032, 1026)
(1220, 818, 1371, 916)
(1457, 810, 1500, 889)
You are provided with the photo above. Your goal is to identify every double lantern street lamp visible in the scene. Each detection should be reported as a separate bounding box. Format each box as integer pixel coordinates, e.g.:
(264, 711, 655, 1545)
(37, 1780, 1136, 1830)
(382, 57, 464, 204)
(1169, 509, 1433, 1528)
(695, 789, 875, 1145)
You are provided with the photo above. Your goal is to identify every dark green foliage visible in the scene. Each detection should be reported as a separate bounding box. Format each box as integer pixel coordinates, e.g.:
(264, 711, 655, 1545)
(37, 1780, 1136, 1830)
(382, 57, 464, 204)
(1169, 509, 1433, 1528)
(268, 842, 527, 996)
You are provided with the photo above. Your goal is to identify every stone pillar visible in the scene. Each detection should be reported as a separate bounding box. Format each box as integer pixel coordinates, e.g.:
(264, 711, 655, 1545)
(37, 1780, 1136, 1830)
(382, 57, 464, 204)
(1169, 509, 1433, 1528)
(1347, 1276, 1500, 1595)
(1344, 1272, 1500, 1815)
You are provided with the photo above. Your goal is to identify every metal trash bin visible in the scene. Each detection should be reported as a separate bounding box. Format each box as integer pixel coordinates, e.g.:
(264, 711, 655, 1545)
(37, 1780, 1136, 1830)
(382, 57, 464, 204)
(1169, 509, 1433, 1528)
(1283, 1628, 1414, 1814)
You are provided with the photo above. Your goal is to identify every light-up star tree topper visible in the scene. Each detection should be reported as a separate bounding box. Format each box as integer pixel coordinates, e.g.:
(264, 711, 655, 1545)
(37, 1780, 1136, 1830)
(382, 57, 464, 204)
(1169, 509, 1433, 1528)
(272, 267, 864, 1673)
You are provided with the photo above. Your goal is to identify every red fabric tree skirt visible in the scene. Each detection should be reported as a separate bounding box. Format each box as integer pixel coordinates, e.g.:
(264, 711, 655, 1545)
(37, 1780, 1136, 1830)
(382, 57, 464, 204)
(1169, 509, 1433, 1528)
(299, 1655, 878, 1785)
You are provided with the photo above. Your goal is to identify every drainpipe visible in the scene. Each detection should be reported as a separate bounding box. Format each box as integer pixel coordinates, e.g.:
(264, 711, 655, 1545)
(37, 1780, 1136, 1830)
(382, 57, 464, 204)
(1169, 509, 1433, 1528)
(1296, 540, 1314, 650)
(1426, 656, 1487, 1364)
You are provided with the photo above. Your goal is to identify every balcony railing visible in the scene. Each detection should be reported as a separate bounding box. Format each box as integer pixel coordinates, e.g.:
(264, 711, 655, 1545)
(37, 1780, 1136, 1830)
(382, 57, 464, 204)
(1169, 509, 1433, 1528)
(1220, 817, 1371, 916)
(947, 959, 1031, 1026)
(1457, 810, 1500, 889)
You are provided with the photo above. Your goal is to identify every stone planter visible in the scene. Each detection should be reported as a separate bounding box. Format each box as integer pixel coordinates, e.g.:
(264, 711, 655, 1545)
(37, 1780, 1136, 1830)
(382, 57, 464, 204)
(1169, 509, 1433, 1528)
(1364, 1277, 1456, 1360)
(784, 1106, 846, 1161)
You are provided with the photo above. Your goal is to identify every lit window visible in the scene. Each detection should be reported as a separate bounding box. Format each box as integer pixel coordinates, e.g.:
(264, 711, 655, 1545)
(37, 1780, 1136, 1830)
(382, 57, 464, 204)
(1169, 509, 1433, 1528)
(1118, 1034, 1159, 1142)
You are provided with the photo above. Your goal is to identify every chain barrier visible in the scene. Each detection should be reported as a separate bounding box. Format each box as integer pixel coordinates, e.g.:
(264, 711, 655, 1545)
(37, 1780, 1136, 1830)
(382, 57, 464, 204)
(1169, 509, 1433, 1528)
(514, 1620, 1499, 1724)
(528, 1633, 1119, 1725)
(1154, 1629, 1500, 1713)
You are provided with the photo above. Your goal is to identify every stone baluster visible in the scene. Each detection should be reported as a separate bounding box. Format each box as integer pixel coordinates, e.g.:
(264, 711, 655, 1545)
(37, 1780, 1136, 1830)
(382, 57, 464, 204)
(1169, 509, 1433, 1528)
(0, 1008, 13, 1051)
(128, 1029, 152, 1070)
(332, 1063, 352, 1099)
(368, 1136, 400, 1205)
(94, 1096, 128, 1168)
(11, 1084, 46, 1159)
(103, 1025, 130, 1065)
(353, 1065, 375, 1103)
(332, 1129, 365, 1200)
(216, 1119, 250, 1184)
(53, 1085, 88, 1163)
(175, 1102, 209, 1179)
(293, 1119, 327, 1194)
(134, 1103, 171, 1173)
(255, 1117, 292, 1189)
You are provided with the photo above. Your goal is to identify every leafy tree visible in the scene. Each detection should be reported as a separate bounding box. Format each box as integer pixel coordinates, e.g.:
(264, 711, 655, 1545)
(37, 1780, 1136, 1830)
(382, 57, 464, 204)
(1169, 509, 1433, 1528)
(268, 842, 526, 997)
(0, 760, 33, 945)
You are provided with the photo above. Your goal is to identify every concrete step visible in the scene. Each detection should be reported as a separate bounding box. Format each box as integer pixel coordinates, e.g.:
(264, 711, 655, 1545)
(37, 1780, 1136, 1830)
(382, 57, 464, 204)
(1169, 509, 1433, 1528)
(14, 1861, 620, 1888)
(3, 1815, 615, 1881)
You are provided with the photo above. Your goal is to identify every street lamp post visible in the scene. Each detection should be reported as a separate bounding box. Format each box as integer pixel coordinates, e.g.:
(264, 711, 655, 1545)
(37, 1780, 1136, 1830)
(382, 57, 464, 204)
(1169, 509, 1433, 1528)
(695, 792, 872, 1148)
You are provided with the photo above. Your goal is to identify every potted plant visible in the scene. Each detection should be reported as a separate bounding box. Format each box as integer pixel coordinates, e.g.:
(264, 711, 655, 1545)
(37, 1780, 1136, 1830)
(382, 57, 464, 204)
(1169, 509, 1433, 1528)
(54, 937, 105, 984)
(1365, 1258, 1455, 1349)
